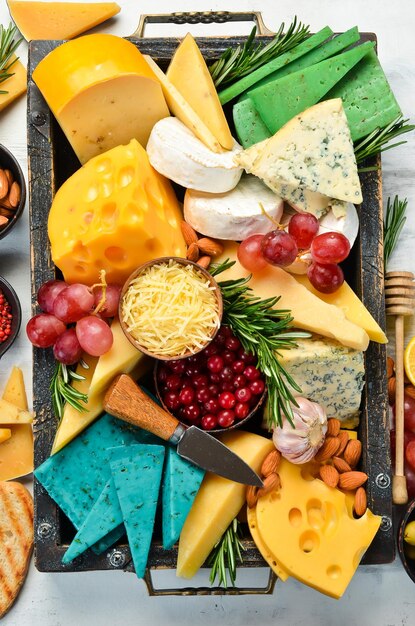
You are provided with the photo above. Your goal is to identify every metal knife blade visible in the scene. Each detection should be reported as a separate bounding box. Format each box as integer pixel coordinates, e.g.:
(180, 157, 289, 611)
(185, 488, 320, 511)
(176, 425, 263, 487)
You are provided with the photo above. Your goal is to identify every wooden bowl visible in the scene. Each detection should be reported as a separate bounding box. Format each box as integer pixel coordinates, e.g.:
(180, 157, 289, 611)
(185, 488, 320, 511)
(0, 275, 22, 358)
(119, 257, 223, 361)
(0, 143, 26, 240)
(398, 498, 415, 583)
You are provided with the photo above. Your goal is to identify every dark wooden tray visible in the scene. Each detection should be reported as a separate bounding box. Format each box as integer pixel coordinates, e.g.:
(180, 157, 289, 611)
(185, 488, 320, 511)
(27, 14, 393, 595)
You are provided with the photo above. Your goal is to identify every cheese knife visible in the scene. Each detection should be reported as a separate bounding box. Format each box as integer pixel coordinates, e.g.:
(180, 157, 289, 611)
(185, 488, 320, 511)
(104, 374, 263, 488)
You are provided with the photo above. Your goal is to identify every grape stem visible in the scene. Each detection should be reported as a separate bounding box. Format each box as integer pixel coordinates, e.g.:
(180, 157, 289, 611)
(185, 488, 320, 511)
(259, 202, 285, 229)
(91, 269, 108, 315)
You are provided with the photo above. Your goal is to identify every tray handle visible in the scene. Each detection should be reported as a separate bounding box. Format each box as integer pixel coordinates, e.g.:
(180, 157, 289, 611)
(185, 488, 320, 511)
(143, 569, 277, 596)
(132, 11, 274, 39)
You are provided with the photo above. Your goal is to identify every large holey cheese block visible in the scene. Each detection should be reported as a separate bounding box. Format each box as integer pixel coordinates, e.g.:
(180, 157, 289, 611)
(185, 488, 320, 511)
(248, 459, 381, 598)
(32, 34, 169, 163)
(217, 242, 369, 351)
(48, 138, 186, 286)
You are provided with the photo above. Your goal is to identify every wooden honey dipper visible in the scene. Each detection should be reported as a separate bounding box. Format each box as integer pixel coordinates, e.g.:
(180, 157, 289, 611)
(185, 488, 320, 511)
(385, 271, 415, 504)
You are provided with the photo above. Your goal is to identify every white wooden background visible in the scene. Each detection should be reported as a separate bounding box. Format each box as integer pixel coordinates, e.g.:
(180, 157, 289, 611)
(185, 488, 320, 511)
(0, 0, 415, 624)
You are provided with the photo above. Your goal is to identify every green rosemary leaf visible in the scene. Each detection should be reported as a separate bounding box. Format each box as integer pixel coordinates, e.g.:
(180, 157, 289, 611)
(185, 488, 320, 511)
(208, 518, 245, 588)
(384, 196, 408, 267)
(354, 116, 415, 164)
(0, 23, 23, 93)
(50, 361, 88, 421)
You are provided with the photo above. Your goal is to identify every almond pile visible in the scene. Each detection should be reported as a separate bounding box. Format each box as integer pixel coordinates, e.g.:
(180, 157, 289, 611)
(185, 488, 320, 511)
(181, 221, 224, 269)
(387, 356, 415, 403)
(0, 168, 21, 231)
(246, 449, 281, 508)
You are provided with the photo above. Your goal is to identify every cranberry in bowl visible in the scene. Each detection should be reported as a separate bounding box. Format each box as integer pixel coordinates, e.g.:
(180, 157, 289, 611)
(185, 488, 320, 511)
(155, 324, 267, 433)
(0, 276, 22, 358)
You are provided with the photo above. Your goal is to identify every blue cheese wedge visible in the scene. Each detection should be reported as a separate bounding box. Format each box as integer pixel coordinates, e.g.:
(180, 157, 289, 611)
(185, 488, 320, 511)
(278, 334, 364, 424)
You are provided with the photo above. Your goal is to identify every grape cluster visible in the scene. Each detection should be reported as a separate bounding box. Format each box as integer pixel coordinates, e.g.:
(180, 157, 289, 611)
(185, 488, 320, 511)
(26, 279, 121, 364)
(237, 213, 351, 294)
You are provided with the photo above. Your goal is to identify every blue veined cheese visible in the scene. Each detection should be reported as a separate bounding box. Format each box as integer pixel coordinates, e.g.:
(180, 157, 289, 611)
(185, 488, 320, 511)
(278, 334, 364, 423)
(242, 99, 362, 204)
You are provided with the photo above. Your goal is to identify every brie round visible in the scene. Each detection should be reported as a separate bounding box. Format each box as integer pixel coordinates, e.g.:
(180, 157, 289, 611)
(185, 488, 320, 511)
(184, 175, 284, 240)
(147, 117, 242, 193)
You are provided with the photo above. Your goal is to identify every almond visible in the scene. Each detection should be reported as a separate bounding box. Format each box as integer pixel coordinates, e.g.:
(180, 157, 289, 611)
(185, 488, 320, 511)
(261, 449, 281, 477)
(197, 255, 211, 269)
(405, 384, 415, 400)
(332, 456, 352, 473)
(197, 237, 224, 257)
(0, 215, 8, 227)
(336, 430, 349, 456)
(186, 242, 199, 262)
(388, 376, 396, 404)
(257, 472, 281, 498)
(327, 418, 341, 437)
(343, 439, 362, 468)
(4, 169, 13, 187)
(338, 470, 368, 491)
(8, 181, 21, 208)
(387, 356, 395, 379)
(353, 487, 367, 517)
(314, 436, 340, 462)
(319, 464, 339, 488)
(246, 485, 258, 508)
(180, 221, 198, 246)
(0, 169, 9, 200)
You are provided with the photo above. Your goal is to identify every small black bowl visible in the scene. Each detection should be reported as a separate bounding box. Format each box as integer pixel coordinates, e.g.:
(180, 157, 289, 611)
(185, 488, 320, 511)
(398, 498, 415, 583)
(0, 143, 26, 240)
(0, 276, 22, 358)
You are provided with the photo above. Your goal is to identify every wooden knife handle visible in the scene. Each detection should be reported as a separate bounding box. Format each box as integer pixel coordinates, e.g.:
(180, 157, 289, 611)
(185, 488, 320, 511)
(103, 374, 179, 442)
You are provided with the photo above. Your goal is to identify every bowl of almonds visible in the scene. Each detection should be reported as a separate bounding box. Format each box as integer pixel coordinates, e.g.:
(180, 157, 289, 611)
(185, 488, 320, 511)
(0, 143, 26, 240)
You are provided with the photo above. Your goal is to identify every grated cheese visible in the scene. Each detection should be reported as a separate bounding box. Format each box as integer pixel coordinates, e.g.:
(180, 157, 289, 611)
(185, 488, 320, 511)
(121, 260, 221, 357)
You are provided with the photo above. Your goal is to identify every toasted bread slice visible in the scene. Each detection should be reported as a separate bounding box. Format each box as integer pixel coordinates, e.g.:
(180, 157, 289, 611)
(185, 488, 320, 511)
(0, 481, 33, 618)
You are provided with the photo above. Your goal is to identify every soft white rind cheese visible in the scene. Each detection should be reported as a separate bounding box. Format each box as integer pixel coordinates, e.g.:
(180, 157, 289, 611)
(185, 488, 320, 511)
(147, 117, 242, 193)
(184, 175, 284, 240)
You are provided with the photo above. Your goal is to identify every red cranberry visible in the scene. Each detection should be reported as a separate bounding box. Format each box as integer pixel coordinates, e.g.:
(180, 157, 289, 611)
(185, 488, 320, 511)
(209, 373, 221, 384)
(214, 327, 228, 344)
(218, 410, 235, 428)
(222, 350, 236, 364)
(225, 336, 241, 351)
(219, 391, 236, 409)
(204, 343, 219, 357)
(192, 373, 208, 388)
(233, 374, 247, 389)
(184, 365, 201, 377)
(179, 387, 195, 405)
(204, 398, 219, 414)
(164, 391, 181, 411)
(235, 402, 250, 420)
(239, 349, 256, 364)
(197, 387, 211, 403)
(184, 404, 200, 422)
(232, 360, 245, 374)
(208, 384, 219, 396)
(166, 374, 182, 391)
(221, 381, 234, 392)
(158, 366, 170, 382)
(169, 360, 186, 374)
(201, 414, 218, 430)
(207, 355, 224, 373)
(250, 379, 265, 395)
(244, 365, 261, 381)
(220, 366, 233, 381)
(235, 387, 252, 403)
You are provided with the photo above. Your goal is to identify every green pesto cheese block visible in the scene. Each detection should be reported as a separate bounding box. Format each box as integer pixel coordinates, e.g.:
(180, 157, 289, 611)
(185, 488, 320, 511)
(34, 412, 161, 531)
(218, 27, 333, 105)
(92, 523, 125, 555)
(241, 27, 360, 101)
(62, 478, 123, 564)
(251, 41, 374, 135)
(326, 48, 402, 141)
(162, 446, 205, 550)
(111, 445, 165, 578)
(233, 98, 271, 148)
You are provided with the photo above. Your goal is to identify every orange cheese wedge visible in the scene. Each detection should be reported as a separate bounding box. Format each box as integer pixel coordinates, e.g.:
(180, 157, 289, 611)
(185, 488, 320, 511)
(0, 55, 26, 112)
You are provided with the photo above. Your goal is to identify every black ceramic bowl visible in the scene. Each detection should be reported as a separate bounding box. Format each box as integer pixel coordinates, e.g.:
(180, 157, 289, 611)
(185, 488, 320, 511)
(398, 498, 415, 583)
(0, 275, 22, 358)
(0, 143, 26, 240)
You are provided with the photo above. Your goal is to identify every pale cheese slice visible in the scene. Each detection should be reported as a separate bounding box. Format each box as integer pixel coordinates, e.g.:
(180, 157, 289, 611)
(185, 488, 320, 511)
(250, 99, 362, 204)
(0, 397, 32, 424)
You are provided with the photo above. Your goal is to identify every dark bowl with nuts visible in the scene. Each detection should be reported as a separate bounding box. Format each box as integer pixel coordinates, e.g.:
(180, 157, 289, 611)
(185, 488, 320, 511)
(0, 143, 26, 240)
(0, 275, 22, 358)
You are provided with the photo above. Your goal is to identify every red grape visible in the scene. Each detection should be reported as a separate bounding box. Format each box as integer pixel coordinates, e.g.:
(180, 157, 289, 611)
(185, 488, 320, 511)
(54, 284, 94, 323)
(406, 441, 415, 471)
(93, 284, 122, 318)
(37, 280, 67, 314)
(310, 232, 351, 265)
(288, 213, 319, 249)
(53, 328, 83, 365)
(237, 235, 268, 272)
(26, 314, 66, 348)
(261, 230, 298, 267)
(307, 262, 344, 294)
(391, 395, 415, 432)
(75, 315, 113, 356)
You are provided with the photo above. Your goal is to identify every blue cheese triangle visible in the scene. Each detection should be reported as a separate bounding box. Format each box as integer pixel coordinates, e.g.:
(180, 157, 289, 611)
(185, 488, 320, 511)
(247, 99, 362, 204)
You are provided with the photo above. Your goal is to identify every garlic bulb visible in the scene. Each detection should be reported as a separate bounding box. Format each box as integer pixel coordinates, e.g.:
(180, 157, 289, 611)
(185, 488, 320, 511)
(273, 397, 328, 464)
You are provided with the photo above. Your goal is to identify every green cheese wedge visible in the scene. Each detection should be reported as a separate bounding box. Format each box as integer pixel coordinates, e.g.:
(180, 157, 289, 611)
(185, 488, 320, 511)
(218, 26, 333, 105)
(162, 447, 205, 550)
(251, 41, 375, 135)
(111, 445, 165, 578)
(326, 48, 402, 141)
(233, 98, 271, 147)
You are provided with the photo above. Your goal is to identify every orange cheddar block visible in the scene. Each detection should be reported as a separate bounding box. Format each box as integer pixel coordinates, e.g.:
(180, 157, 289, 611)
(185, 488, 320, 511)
(8, 1, 120, 41)
(48, 138, 186, 285)
(33, 34, 169, 163)
(0, 55, 26, 112)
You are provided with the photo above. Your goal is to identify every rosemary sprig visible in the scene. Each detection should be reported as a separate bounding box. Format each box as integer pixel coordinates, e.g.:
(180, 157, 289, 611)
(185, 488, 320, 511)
(0, 23, 23, 93)
(209, 18, 310, 89)
(211, 260, 309, 428)
(208, 518, 245, 588)
(354, 116, 415, 171)
(384, 195, 408, 267)
(50, 361, 88, 421)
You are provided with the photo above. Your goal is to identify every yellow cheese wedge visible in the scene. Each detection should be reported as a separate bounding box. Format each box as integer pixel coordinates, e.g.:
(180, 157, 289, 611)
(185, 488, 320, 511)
(0, 428, 11, 444)
(0, 366, 33, 480)
(144, 55, 223, 154)
(33, 35, 170, 164)
(166, 34, 233, 150)
(295, 275, 387, 344)
(8, 1, 120, 41)
(177, 431, 274, 578)
(217, 242, 369, 351)
(48, 138, 186, 285)
(0, 55, 26, 112)
(252, 459, 380, 598)
(246, 505, 290, 582)
(0, 397, 32, 424)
